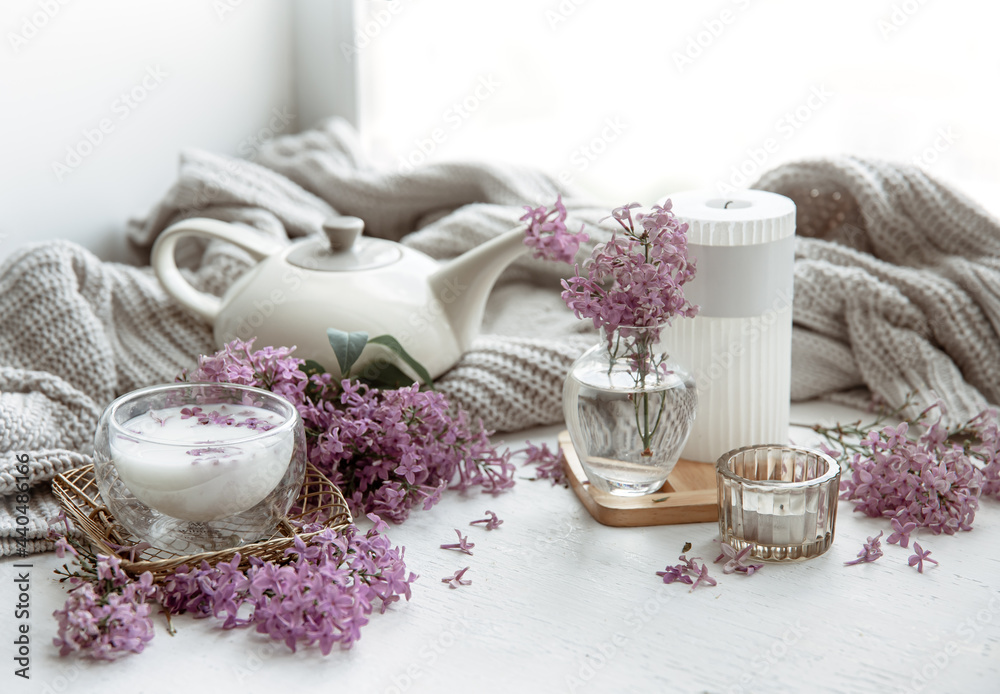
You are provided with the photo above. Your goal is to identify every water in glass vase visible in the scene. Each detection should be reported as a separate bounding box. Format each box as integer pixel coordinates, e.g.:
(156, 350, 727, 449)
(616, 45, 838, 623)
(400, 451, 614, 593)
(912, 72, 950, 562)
(564, 338, 698, 496)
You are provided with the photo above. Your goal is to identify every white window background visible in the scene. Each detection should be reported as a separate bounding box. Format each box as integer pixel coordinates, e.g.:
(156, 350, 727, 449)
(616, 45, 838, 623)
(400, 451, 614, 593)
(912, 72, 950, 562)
(2, 0, 998, 265)
(355, 0, 1000, 213)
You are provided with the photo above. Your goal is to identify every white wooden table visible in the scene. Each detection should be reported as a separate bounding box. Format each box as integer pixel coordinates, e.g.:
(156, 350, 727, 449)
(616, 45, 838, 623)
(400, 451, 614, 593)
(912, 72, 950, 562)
(4, 401, 1000, 694)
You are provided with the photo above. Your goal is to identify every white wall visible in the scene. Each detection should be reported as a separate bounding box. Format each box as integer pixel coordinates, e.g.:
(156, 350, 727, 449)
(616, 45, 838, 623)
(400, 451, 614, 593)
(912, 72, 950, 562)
(0, 0, 297, 264)
(357, 0, 1000, 215)
(294, 0, 357, 131)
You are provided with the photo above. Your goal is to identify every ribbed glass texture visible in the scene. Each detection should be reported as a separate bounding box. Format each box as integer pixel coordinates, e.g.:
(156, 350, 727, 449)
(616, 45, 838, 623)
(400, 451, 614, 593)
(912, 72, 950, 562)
(716, 445, 840, 561)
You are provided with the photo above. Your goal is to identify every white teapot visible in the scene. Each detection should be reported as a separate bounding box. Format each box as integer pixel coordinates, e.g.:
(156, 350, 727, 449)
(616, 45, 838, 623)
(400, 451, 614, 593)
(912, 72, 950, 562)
(151, 216, 528, 380)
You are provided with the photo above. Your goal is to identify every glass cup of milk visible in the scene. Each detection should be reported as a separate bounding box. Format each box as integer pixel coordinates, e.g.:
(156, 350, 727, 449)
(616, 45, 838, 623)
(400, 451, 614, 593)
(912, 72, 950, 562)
(94, 383, 307, 554)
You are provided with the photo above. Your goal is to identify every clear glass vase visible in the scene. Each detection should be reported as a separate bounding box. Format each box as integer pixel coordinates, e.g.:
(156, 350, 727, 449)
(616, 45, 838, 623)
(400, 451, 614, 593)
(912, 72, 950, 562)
(564, 324, 698, 496)
(94, 383, 306, 554)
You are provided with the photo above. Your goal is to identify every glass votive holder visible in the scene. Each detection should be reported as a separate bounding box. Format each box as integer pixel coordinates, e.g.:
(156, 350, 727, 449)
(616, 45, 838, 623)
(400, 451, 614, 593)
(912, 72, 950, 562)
(94, 383, 307, 554)
(716, 444, 840, 561)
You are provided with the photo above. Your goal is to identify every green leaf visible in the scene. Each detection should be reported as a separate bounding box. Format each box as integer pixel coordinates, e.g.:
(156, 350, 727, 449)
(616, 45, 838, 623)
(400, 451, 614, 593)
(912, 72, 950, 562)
(326, 328, 369, 377)
(368, 334, 435, 388)
(300, 359, 327, 378)
(362, 363, 416, 390)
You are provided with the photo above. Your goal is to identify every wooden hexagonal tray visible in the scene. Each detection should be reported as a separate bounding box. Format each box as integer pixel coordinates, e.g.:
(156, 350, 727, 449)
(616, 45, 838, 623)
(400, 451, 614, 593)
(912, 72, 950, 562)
(558, 430, 718, 527)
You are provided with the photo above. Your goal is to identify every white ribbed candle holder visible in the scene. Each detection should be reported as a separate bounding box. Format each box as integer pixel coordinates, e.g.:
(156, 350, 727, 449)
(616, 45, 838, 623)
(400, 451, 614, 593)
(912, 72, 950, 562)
(659, 190, 796, 463)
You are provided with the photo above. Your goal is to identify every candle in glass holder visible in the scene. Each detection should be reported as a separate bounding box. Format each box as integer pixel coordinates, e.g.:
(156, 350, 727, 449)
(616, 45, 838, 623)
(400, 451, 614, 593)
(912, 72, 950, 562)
(716, 445, 840, 561)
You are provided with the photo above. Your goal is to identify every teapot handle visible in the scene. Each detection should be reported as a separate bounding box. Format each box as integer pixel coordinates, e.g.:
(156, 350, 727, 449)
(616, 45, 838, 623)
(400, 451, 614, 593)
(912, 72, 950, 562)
(151, 218, 284, 322)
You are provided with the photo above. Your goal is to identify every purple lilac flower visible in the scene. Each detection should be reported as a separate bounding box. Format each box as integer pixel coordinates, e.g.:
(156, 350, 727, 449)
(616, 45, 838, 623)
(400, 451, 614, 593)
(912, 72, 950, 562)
(237, 417, 274, 431)
(966, 408, 1000, 500)
(186, 447, 227, 457)
(442, 566, 472, 589)
(49, 509, 73, 537)
(656, 554, 716, 592)
(184, 339, 516, 522)
(226, 363, 256, 382)
(440, 529, 475, 556)
(243, 518, 415, 653)
(470, 510, 503, 531)
(53, 536, 78, 559)
(714, 540, 764, 576)
(520, 195, 589, 264)
(180, 406, 203, 420)
(560, 200, 698, 338)
(52, 555, 157, 661)
(655, 565, 693, 585)
(886, 516, 918, 548)
(817, 442, 843, 460)
(840, 419, 984, 535)
(521, 441, 567, 486)
(53, 517, 416, 659)
(53, 582, 156, 660)
(845, 531, 884, 565)
(163, 518, 413, 653)
(908, 543, 938, 573)
(206, 411, 235, 426)
(690, 563, 717, 591)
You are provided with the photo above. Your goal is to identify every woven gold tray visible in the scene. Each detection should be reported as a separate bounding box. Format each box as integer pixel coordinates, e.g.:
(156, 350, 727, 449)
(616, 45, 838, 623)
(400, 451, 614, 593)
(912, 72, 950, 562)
(52, 463, 353, 582)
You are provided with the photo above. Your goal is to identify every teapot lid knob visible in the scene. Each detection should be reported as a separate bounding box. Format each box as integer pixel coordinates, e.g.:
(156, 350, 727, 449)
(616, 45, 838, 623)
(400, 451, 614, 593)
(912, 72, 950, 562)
(287, 215, 400, 271)
(322, 216, 365, 252)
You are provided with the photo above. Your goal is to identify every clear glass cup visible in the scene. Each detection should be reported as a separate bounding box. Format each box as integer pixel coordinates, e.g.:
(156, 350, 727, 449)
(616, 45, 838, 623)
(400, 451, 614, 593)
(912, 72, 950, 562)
(94, 383, 306, 553)
(564, 324, 698, 496)
(716, 445, 841, 561)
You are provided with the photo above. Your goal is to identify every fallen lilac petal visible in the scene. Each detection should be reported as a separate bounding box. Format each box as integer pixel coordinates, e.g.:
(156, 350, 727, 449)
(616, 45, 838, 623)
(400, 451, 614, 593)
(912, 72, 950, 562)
(655, 565, 693, 585)
(657, 554, 716, 591)
(469, 510, 503, 531)
(689, 563, 717, 592)
(908, 542, 938, 573)
(440, 529, 475, 556)
(442, 567, 472, 589)
(521, 441, 567, 486)
(713, 539, 759, 575)
(845, 531, 884, 565)
(737, 563, 764, 576)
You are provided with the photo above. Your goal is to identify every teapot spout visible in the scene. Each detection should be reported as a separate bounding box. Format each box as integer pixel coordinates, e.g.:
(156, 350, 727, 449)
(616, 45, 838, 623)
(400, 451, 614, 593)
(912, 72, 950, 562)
(429, 226, 529, 353)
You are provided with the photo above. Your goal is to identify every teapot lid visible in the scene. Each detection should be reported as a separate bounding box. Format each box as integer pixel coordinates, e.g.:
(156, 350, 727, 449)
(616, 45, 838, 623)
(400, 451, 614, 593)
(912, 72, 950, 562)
(286, 217, 401, 271)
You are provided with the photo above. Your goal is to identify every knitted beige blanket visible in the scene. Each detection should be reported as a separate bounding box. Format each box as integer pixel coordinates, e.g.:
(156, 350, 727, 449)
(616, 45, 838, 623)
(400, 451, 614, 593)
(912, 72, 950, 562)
(756, 158, 999, 422)
(2, 122, 997, 555)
